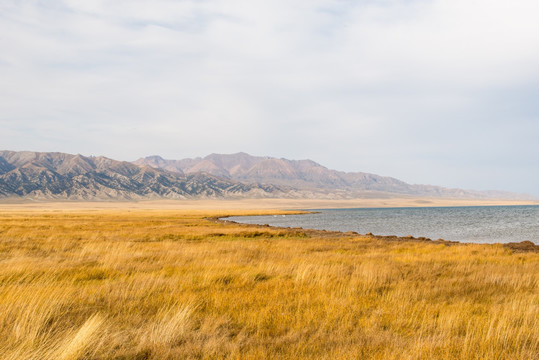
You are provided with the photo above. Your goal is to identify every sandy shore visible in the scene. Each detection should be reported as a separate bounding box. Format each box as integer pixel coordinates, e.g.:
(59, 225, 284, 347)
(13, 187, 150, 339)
(0, 197, 537, 211)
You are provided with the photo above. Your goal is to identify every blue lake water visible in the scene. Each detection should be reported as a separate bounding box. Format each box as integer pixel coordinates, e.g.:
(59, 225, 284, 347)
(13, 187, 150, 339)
(226, 205, 539, 244)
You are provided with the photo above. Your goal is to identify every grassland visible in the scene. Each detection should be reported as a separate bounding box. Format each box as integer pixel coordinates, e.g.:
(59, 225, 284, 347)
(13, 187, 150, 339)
(0, 209, 537, 359)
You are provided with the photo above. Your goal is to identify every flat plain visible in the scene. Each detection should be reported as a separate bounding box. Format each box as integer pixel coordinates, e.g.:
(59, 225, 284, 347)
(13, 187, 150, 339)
(0, 202, 537, 359)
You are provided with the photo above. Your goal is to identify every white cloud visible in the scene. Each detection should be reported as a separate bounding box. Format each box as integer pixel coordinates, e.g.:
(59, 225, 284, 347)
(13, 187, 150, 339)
(0, 0, 538, 195)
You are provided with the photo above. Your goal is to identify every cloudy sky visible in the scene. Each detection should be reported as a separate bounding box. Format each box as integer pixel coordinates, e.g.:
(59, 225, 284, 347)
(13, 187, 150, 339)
(1, 0, 538, 196)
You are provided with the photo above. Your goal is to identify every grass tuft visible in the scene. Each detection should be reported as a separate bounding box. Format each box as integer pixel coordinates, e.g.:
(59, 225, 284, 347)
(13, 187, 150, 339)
(55, 313, 105, 360)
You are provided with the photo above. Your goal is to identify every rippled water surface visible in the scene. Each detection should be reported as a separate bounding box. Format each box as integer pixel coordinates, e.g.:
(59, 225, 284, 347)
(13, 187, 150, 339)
(227, 205, 539, 244)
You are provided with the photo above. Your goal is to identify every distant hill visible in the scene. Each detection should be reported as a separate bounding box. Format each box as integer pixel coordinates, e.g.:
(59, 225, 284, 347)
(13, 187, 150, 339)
(0, 150, 532, 200)
(135, 152, 533, 199)
(0, 151, 286, 200)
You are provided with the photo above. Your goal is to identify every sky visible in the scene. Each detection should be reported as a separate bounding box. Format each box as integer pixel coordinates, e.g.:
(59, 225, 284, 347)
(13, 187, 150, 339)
(1, 0, 538, 196)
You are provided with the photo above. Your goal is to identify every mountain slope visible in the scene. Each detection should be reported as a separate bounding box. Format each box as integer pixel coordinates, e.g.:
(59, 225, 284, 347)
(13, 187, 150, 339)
(0, 151, 286, 200)
(1, 150, 531, 200)
(134, 152, 531, 199)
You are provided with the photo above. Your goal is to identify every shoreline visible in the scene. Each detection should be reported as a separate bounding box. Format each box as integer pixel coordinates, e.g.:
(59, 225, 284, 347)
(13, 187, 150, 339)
(214, 213, 539, 253)
(1, 198, 536, 251)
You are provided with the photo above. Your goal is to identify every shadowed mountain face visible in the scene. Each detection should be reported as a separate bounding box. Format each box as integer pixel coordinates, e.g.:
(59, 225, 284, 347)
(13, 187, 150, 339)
(135, 152, 532, 199)
(0, 151, 286, 200)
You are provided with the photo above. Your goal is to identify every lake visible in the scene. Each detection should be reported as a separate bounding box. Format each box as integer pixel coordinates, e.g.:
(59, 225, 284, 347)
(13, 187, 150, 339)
(226, 205, 539, 244)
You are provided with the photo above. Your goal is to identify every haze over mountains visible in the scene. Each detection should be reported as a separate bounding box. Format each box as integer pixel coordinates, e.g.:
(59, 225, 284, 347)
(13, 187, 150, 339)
(0, 150, 530, 201)
(135, 153, 534, 200)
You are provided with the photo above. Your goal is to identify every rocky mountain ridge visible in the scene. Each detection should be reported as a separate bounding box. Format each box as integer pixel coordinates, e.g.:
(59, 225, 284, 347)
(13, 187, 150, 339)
(0, 150, 532, 200)
(134, 152, 530, 199)
(0, 151, 286, 200)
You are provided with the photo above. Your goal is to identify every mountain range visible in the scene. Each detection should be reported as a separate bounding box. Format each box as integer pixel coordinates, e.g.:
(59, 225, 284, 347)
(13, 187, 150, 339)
(0, 151, 284, 200)
(135, 152, 529, 199)
(0, 150, 532, 200)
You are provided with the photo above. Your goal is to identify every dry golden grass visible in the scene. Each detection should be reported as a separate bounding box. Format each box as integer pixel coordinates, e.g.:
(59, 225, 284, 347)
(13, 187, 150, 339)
(0, 209, 537, 359)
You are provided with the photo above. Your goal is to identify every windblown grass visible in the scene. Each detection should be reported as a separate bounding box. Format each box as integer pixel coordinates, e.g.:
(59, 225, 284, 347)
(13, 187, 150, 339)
(0, 209, 537, 359)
